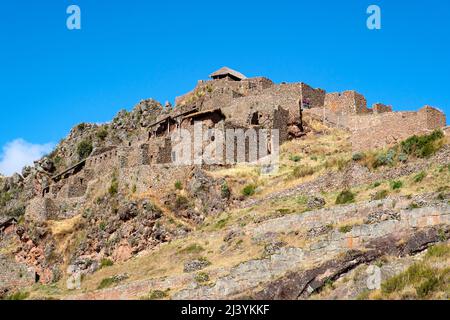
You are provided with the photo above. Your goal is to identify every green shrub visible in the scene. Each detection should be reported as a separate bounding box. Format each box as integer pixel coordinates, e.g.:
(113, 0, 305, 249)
(99, 221, 107, 231)
(400, 130, 444, 158)
(407, 202, 421, 210)
(373, 189, 388, 200)
(337, 159, 349, 171)
(174, 181, 182, 190)
(214, 217, 229, 229)
(0, 191, 12, 207)
(296, 195, 308, 205)
(53, 155, 63, 167)
(242, 184, 256, 197)
(221, 182, 231, 199)
(77, 140, 93, 160)
(371, 181, 381, 188)
(289, 155, 301, 162)
(338, 225, 353, 233)
(381, 263, 434, 295)
(390, 180, 403, 190)
(179, 243, 204, 254)
(96, 127, 108, 141)
(146, 290, 168, 300)
(5, 291, 29, 300)
(413, 171, 427, 183)
(398, 153, 408, 163)
(382, 274, 405, 294)
(416, 276, 439, 298)
(426, 244, 450, 258)
(373, 149, 396, 168)
(356, 289, 371, 300)
(194, 272, 210, 284)
(97, 277, 117, 290)
(197, 256, 211, 265)
(174, 195, 189, 210)
(352, 152, 365, 161)
(436, 193, 446, 201)
(108, 177, 119, 196)
(335, 190, 355, 205)
(8, 206, 26, 218)
(100, 258, 114, 268)
(77, 123, 86, 131)
(276, 208, 291, 215)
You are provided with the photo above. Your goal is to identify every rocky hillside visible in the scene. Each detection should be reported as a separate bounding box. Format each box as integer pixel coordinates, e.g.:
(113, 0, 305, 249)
(0, 93, 449, 300)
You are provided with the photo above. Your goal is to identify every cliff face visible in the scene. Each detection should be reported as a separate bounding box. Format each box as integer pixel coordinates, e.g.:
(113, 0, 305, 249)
(0, 74, 449, 300)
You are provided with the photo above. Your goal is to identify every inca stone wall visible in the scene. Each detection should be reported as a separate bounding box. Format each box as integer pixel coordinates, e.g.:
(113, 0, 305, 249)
(348, 108, 447, 151)
(372, 103, 392, 114)
(272, 106, 290, 144)
(27, 72, 447, 210)
(306, 105, 447, 151)
(418, 105, 447, 129)
(86, 148, 119, 170)
(299, 82, 326, 110)
(0, 255, 35, 294)
(324, 90, 369, 114)
(176, 77, 273, 108)
(120, 164, 190, 195)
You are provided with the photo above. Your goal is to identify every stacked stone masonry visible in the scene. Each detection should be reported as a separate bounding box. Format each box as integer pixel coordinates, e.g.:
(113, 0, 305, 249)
(36, 69, 447, 204)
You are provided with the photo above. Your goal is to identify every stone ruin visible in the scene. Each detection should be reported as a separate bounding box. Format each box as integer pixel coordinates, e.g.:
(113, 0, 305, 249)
(3, 66, 447, 287)
(30, 66, 447, 210)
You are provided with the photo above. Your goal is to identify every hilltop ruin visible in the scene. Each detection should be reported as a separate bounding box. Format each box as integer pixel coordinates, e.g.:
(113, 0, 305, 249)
(0, 67, 448, 291)
(22, 67, 448, 223)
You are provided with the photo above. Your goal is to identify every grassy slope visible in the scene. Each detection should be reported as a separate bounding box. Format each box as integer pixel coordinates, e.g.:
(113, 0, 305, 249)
(24, 125, 450, 300)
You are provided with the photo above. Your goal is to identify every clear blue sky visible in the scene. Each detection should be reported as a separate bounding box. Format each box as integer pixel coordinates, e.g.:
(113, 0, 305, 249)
(0, 0, 449, 174)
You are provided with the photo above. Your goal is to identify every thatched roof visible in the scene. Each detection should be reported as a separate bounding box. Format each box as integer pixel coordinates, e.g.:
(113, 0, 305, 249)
(209, 67, 246, 80)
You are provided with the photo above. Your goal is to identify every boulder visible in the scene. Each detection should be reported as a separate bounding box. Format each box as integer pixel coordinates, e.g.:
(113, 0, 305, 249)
(307, 196, 326, 209)
(184, 259, 211, 273)
(118, 202, 138, 221)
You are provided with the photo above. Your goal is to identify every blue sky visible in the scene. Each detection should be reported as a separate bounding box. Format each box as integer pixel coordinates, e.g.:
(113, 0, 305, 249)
(0, 0, 449, 175)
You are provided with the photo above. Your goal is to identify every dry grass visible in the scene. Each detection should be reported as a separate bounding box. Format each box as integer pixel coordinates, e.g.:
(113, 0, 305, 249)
(27, 128, 450, 300)
(207, 128, 352, 203)
(74, 226, 263, 294)
(370, 243, 450, 300)
(47, 215, 82, 237)
(130, 190, 194, 230)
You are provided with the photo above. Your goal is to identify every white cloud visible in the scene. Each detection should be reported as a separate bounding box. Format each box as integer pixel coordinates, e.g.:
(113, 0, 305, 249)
(0, 139, 54, 176)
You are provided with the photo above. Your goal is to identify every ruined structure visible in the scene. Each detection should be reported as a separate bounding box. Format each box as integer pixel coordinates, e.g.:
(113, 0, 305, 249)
(306, 91, 446, 151)
(2, 67, 447, 288)
(33, 67, 447, 205)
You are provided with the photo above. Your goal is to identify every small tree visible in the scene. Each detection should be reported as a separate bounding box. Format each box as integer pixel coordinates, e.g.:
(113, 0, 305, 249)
(335, 190, 355, 205)
(77, 140, 93, 160)
(96, 127, 108, 141)
(221, 182, 231, 199)
(174, 181, 182, 190)
(242, 184, 256, 197)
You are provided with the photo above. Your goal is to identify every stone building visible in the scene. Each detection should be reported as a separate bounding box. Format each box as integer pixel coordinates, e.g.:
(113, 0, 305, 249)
(324, 90, 369, 114)
(418, 105, 447, 129)
(34, 68, 447, 201)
